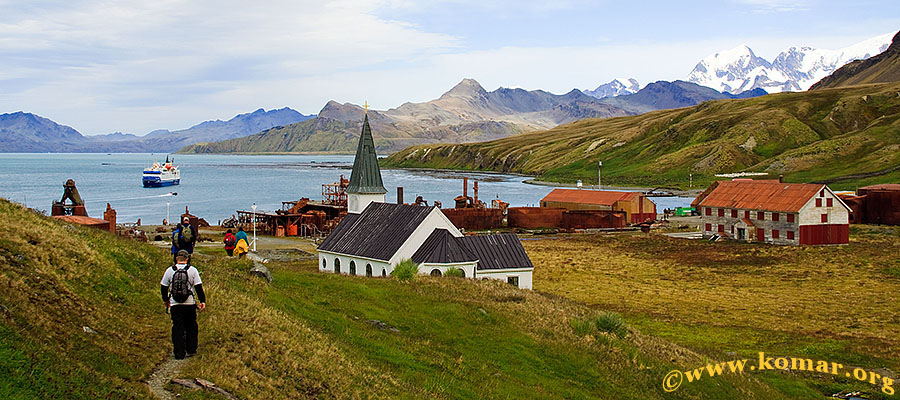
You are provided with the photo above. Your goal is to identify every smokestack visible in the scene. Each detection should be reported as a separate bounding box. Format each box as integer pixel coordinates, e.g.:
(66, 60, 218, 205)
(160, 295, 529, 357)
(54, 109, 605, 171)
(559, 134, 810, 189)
(779, 174, 784, 183)
(474, 181, 479, 205)
(397, 187, 404, 204)
(463, 177, 468, 198)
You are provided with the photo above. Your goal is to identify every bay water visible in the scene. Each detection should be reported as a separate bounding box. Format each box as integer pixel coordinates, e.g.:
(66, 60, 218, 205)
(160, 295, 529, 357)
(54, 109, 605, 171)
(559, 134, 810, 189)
(0, 153, 692, 224)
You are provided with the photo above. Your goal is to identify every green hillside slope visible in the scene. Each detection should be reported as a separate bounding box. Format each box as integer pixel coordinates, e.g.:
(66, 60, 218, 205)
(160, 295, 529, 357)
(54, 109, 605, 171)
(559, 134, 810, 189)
(384, 82, 900, 190)
(0, 198, 794, 399)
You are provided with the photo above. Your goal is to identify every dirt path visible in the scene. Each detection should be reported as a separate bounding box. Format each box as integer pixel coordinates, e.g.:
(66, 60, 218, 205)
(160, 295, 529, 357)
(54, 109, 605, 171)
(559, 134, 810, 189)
(147, 357, 185, 400)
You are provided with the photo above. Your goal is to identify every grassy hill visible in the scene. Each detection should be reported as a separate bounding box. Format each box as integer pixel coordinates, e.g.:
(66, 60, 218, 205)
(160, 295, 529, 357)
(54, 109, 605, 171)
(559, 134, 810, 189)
(383, 82, 900, 190)
(0, 198, 793, 399)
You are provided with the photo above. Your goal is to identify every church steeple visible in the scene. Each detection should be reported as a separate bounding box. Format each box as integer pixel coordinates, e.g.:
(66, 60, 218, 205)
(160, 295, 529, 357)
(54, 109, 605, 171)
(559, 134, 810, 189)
(347, 112, 386, 213)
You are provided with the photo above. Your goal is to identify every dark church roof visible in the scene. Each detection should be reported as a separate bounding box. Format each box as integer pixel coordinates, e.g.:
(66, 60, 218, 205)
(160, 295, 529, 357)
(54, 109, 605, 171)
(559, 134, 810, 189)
(318, 202, 435, 261)
(411, 229, 534, 271)
(411, 229, 479, 264)
(347, 114, 387, 194)
(459, 234, 533, 270)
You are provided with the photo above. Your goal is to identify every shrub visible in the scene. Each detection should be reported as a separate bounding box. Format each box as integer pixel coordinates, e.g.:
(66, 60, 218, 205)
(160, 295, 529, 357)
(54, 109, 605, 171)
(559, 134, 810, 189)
(391, 259, 419, 282)
(593, 312, 627, 338)
(445, 267, 465, 277)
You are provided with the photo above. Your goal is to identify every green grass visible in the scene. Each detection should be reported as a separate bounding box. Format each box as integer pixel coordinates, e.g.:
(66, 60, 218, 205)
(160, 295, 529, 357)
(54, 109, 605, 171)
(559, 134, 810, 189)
(0, 198, 793, 399)
(384, 82, 900, 189)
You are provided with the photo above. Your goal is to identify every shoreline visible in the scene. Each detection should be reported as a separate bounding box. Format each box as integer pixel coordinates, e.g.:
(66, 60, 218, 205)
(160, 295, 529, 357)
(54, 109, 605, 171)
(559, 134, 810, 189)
(522, 179, 703, 197)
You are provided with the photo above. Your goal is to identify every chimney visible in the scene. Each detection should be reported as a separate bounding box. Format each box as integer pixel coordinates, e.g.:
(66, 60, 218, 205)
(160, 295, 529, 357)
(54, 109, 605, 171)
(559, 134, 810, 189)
(473, 181, 479, 205)
(463, 177, 468, 198)
(103, 203, 116, 234)
(397, 187, 404, 205)
(779, 174, 784, 183)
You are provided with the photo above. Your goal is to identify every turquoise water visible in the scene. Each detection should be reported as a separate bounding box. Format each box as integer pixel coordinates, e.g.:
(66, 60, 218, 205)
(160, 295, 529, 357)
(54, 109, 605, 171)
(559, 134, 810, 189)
(0, 153, 692, 223)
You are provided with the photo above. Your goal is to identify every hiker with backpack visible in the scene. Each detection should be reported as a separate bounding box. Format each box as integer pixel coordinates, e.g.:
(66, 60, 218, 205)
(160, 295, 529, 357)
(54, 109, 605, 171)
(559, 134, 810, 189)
(160, 249, 206, 360)
(234, 226, 249, 258)
(173, 216, 197, 257)
(223, 229, 236, 256)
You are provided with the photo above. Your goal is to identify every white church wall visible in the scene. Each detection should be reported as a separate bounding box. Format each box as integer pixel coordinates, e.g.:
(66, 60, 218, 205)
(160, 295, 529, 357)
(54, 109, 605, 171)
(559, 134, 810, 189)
(319, 251, 390, 277)
(418, 262, 477, 278)
(348, 193, 386, 214)
(475, 268, 533, 290)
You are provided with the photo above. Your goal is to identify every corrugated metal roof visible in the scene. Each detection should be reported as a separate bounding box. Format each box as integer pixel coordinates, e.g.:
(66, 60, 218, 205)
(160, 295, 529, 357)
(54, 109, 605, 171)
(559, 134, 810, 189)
(318, 202, 434, 261)
(459, 233, 533, 271)
(541, 188, 635, 206)
(411, 229, 478, 264)
(347, 114, 387, 194)
(694, 180, 823, 212)
(860, 184, 900, 191)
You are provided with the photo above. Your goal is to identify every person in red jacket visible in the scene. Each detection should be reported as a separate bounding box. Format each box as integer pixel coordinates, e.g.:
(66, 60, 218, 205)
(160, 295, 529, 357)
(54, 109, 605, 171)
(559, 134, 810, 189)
(223, 229, 236, 256)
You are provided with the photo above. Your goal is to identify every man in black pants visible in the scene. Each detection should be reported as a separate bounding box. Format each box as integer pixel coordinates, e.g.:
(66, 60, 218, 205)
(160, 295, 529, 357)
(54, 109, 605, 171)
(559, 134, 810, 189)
(160, 250, 207, 359)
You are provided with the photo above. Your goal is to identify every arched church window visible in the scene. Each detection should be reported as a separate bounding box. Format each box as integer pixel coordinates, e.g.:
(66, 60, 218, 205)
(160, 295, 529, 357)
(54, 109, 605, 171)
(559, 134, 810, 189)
(334, 258, 341, 274)
(366, 264, 372, 277)
(349, 261, 356, 275)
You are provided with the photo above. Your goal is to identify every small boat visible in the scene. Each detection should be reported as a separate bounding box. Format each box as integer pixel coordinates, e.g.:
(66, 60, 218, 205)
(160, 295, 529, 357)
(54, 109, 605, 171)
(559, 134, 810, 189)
(142, 156, 181, 187)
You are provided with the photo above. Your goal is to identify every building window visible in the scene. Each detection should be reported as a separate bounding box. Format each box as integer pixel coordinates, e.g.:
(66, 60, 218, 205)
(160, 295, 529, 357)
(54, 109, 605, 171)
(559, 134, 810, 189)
(821, 214, 828, 223)
(718, 208, 725, 217)
(322, 258, 327, 269)
(772, 213, 779, 221)
(816, 198, 822, 207)
(820, 190, 825, 197)
(460, 269, 466, 278)
(827, 198, 833, 207)
(334, 258, 340, 274)
(787, 231, 794, 240)
(757, 211, 765, 220)
(718, 224, 725, 233)
(382, 268, 387, 277)
(349, 261, 356, 275)
(366, 264, 372, 277)
(744, 210, 750, 219)
(705, 207, 711, 216)
(507, 276, 519, 287)
(757, 228, 765, 242)
(731, 209, 738, 218)
(731, 225, 734, 234)
(772, 229, 780, 239)
(705, 223, 711, 232)
(430, 269, 442, 276)
(787, 213, 795, 223)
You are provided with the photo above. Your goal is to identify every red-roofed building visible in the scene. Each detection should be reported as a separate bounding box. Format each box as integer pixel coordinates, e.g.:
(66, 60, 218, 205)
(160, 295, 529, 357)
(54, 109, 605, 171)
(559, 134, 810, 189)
(540, 188, 656, 223)
(692, 180, 850, 245)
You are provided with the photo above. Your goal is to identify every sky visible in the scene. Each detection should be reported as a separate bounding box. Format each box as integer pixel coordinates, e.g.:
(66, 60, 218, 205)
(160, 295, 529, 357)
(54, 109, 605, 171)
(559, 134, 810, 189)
(1, 0, 898, 135)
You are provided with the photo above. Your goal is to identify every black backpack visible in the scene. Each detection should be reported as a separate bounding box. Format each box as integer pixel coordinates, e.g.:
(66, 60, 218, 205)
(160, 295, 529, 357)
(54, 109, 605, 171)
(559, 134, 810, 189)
(169, 265, 193, 303)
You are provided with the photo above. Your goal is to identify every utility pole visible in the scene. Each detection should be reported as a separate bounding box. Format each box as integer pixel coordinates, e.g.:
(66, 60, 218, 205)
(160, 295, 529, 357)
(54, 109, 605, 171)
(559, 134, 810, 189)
(166, 201, 170, 225)
(251, 202, 257, 252)
(598, 160, 602, 190)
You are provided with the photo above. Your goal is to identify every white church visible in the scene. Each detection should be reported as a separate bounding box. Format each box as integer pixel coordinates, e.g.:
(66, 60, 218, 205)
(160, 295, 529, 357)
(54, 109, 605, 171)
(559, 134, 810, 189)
(316, 112, 534, 289)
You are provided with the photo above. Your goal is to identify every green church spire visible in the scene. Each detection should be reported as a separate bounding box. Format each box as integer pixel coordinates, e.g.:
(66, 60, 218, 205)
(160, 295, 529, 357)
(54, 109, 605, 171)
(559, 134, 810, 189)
(347, 113, 387, 194)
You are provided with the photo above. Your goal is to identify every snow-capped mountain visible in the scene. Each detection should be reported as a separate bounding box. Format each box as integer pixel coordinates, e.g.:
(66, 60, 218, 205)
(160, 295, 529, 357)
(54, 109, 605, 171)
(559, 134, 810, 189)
(687, 31, 896, 94)
(583, 78, 641, 98)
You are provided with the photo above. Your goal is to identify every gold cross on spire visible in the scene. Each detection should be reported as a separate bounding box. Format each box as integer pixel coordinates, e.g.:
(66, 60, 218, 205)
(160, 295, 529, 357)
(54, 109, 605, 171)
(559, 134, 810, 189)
(363, 101, 369, 114)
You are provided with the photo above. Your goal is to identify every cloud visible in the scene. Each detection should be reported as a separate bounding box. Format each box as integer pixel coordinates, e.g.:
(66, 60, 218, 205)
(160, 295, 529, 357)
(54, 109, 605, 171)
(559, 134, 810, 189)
(0, 0, 460, 133)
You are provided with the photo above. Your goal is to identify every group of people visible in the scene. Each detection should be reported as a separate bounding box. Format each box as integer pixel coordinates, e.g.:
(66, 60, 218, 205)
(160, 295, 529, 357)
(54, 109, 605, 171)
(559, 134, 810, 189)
(160, 219, 255, 360)
(223, 227, 250, 258)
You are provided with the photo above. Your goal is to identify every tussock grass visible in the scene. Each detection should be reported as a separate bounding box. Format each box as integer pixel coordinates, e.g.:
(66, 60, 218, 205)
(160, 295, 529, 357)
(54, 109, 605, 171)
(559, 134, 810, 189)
(444, 266, 465, 277)
(390, 258, 418, 281)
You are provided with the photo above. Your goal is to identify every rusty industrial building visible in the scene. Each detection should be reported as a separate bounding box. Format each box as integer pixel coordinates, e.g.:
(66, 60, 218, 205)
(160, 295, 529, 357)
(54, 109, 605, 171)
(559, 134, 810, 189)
(693, 179, 850, 245)
(236, 175, 349, 237)
(838, 184, 900, 225)
(50, 179, 117, 233)
(539, 188, 657, 223)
